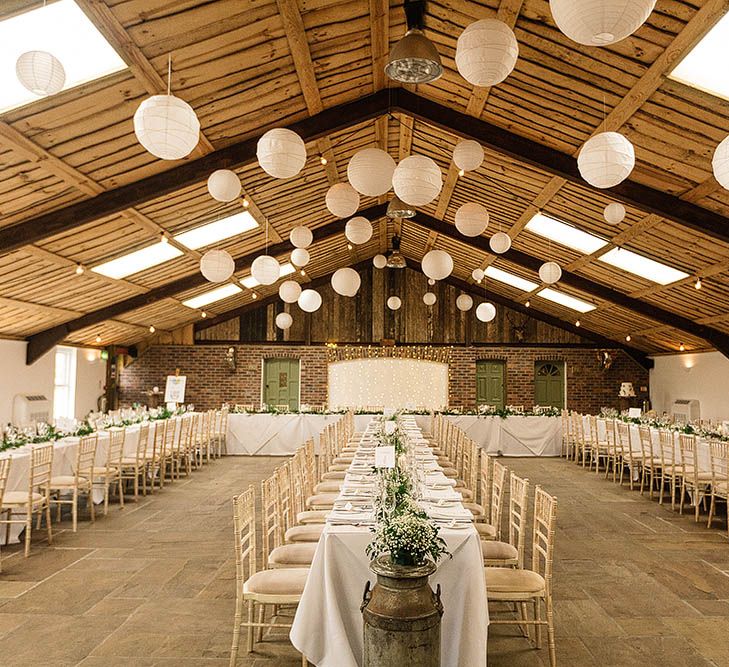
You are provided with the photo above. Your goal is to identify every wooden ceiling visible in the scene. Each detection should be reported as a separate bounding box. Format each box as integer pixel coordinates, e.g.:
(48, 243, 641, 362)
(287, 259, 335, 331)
(3, 0, 729, 363)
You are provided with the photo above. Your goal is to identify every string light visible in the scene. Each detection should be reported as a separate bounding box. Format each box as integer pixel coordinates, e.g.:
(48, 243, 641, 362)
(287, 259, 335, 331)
(252, 292, 258, 299)
(242, 198, 250, 208)
(160, 232, 168, 244)
(300, 269, 306, 276)
(201, 311, 207, 318)
(625, 334, 631, 342)
(95, 334, 101, 343)
(525, 299, 530, 308)
(679, 343, 685, 352)
(320, 156, 328, 165)
(149, 325, 155, 333)
(575, 319, 581, 327)
(347, 243, 353, 250)
(458, 169, 465, 177)
(695, 277, 702, 289)
(75, 263, 84, 275)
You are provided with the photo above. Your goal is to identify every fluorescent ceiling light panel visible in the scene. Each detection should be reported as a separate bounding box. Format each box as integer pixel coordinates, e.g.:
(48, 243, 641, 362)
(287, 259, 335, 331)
(182, 284, 242, 309)
(173, 211, 258, 250)
(598, 248, 689, 285)
(240, 262, 296, 289)
(526, 213, 608, 254)
(91, 242, 183, 279)
(669, 12, 729, 101)
(537, 288, 596, 313)
(484, 266, 539, 292)
(0, 0, 126, 113)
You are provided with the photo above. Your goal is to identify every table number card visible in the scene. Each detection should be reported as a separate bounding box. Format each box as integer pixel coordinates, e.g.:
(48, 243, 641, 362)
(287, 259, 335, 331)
(374, 445, 396, 468)
(384, 421, 396, 435)
(628, 407, 642, 418)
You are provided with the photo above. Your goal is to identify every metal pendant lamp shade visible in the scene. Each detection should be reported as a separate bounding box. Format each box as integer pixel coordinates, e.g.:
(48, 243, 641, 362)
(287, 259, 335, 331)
(385, 1, 442, 84)
(387, 195, 416, 219)
(386, 235, 407, 269)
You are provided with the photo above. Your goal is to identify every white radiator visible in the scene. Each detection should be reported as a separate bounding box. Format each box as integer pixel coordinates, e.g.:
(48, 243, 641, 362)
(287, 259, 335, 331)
(671, 399, 700, 423)
(12, 394, 51, 426)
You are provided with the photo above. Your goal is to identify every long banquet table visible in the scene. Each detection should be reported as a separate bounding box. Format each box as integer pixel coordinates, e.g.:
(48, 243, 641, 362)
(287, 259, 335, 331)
(290, 415, 488, 666)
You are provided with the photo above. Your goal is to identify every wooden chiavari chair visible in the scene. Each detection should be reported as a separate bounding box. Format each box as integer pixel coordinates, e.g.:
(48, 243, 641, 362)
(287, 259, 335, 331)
(95, 428, 125, 513)
(638, 426, 662, 499)
(707, 439, 729, 530)
(50, 433, 97, 531)
(657, 429, 680, 509)
(588, 415, 610, 475)
(119, 422, 150, 500)
(0, 458, 11, 571)
(483, 472, 529, 568)
(560, 409, 572, 458)
(570, 412, 586, 465)
(147, 419, 166, 491)
(679, 433, 712, 521)
(616, 422, 640, 490)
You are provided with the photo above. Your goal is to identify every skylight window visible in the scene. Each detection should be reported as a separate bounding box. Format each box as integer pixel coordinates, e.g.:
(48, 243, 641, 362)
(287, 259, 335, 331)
(240, 262, 296, 289)
(484, 266, 539, 292)
(598, 248, 689, 285)
(537, 288, 596, 313)
(669, 12, 729, 101)
(173, 211, 258, 250)
(91, 242, 183, 279)
(182, 284, 242, 309)
(0, 0, 126, 113)
(526, 213, 608, 255)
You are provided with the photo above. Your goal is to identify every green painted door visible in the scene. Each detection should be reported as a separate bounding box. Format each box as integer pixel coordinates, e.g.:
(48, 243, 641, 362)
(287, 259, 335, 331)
(476, 360, 505, 409)
(263, 358, 300, 410)
(534, 361, 565, 408)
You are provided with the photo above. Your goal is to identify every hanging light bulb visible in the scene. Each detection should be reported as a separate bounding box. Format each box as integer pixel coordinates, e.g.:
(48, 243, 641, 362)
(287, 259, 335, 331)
(525, 299, 530, 308)
(320, 156, 328, 165)
(252, 292, 258, 299)
(160, 232, 169, 244)
(679, 343, 685, 352)
(626, 334, 631, 342)
(385, 1, 443, 84)
(575, 319, 581, 327)
(458, 169, 465, 177)
(95, 334, 101, 344)
(149, 325, 155, 334)
(242, 198, 250, 208)
(75, 263, 84, 275)
(347, 243, 353, 251)
(695, 277, 702, 290)
(201, 311, 207, 318)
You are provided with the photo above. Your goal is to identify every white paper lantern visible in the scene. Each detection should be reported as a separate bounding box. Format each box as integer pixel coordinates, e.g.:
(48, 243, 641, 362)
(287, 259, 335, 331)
(456, 294, 474, 312)
(476, 302, 497, 322)
(539, 261, 562, 284)
(373, 254, 388, 269)
(489, 231, 512, 254)
(428, 278, 436, 286)
(423, 292, 437, 306)
(455, 202, 490, 237)
(392, 155, 443, 207)
(577, 131, 635, 189)
(550, 0, 657, 46)
(471, 268, 485, 282)
(200, 249, 234, 283)
(279, 280, 302, 303)
(326, 183, 360, 218)
(290, 226, 313, 249)
(251, 255, 280, 285)
(387, 296, 402, 310)
(257, 128, 306, 179)
(16, 50, 65, 96)
(453, 140, 484, 173)
(347, 148, 396, 196)
(456, 19, 519, 88)
(275, 312, 293, 330)
(207, 169, 241, 202)
(604, 202, 626, 225)
(422, 250, 454, 281)
(712, 136, 729, 190)
(331, 268, 361, 297)
(298, 289, 322, 313)
(291, 248, 310, 267)
(345, 217, 373, 245)
(134, 94, 200, 160)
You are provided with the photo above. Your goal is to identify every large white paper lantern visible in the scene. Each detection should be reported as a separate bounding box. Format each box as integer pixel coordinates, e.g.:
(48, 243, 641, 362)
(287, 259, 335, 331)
(550, 0, 657, 46)
(423, 292, 437, 306)
(257, 128, 306, 179)
(326, 183, 360, 218)
(578, 131, 635, 189)
(298, 289, 322, 313)
(604, 202, 626, 225)
(472, 268, 485, 282)
(712, 136, 729, 190)
(251, 255, 280, 285)
(422, 250, 454, 281)
(387, 296, 402, 310)
(16, 50, 65, 96)
(347, 148, 396, 196)
(134, 94, 200, 160)
(200, 249, 234, 283)
(331, 268, 361, 297)
(275, 312, 293, 330)
(279, 280, 302, 303)
(393, 156, 442, 207)
(489, 231, 512, 254)
(453, 140, 484, 172)
(207, 169, 241, 202)
(291, 248, 310, 267)
(539, 261, 562, 284)
(455, 203, 490, 237)
(476, 302, 497, 322)
(373, 254, 388, 269)
(345, 217, 373, 245)
(290, 226, 313, 248)
(456, 294, 474, 312)
(456, 19, 519, 88)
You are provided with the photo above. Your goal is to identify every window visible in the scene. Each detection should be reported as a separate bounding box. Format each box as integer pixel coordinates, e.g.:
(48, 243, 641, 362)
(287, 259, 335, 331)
(53, 346, 77, 420)
(91, 242, 183, 279)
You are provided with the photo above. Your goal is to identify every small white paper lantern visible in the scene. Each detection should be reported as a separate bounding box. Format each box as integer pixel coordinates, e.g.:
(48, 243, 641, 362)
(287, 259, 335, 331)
(207, 169, 241, 202)
(298, 289, 322, 312)
(578, 131, 635, 189)
(345, 217, 373, 245)
(387, 296, 402, 310)
(347, 148, 396, 196)
(456, 19, 519, 87)
(290, 226, 313, 249)
(712, 136, 729, 190)
(200, 249, 234, 283)
(476, 302, 497, 322)
(471, 268, 485, 282)
(134, 94, 200, 160)
(422, 250, 454, 281)
(326, 183, 360, 218)
(257, 128, 306, 179)
(423, 292, 437, 306)
(279, 280, 302, 303)
(373, 254, 388, 269)
(392, 155, 442, 207)
(16, 50, 65, 96)
(489, 231, 512, 254)
(428, 278, 436, 286)
(251, 255, 280, 285)
(291, 248, 310, 267)
(275, 312, 293, 330)
(604, 202, 626, 225)
(539, 261, 562, 284)
(453, 140, 484, 172)
(455, 202, 490, 237)
(456, 294, 474, 311)
(331, 268, 361, 297)
(550, 0, 657, 46)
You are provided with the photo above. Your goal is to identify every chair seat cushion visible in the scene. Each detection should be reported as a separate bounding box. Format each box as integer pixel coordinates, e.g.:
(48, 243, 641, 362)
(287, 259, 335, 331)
(328, 464, 350, 472)
(50, 475, 88, 487)
(485, 567, 545, 596)
(2, 491, 45, 506)
(297, 510, 329, 524)
(681, 467, 712, 480)
(714, 481, 729, 494)
(306, 493, 338, 509)
(463, 502, 485, 516)
(243, 568, 309, 596)
(92, 466, 118, 476)
(321, 471, 346, 480)
(333, 457, 353, 465)
(268, 542, 317, 567)
(120, 457, 142, 465)
(455, 486, 473, 501)
(285, 524, 325, 543)
(482, 540, 518, 562)
(314, 481, 342, 494)
(441, 468, 458, 478)
(474, 522, 496, 540)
